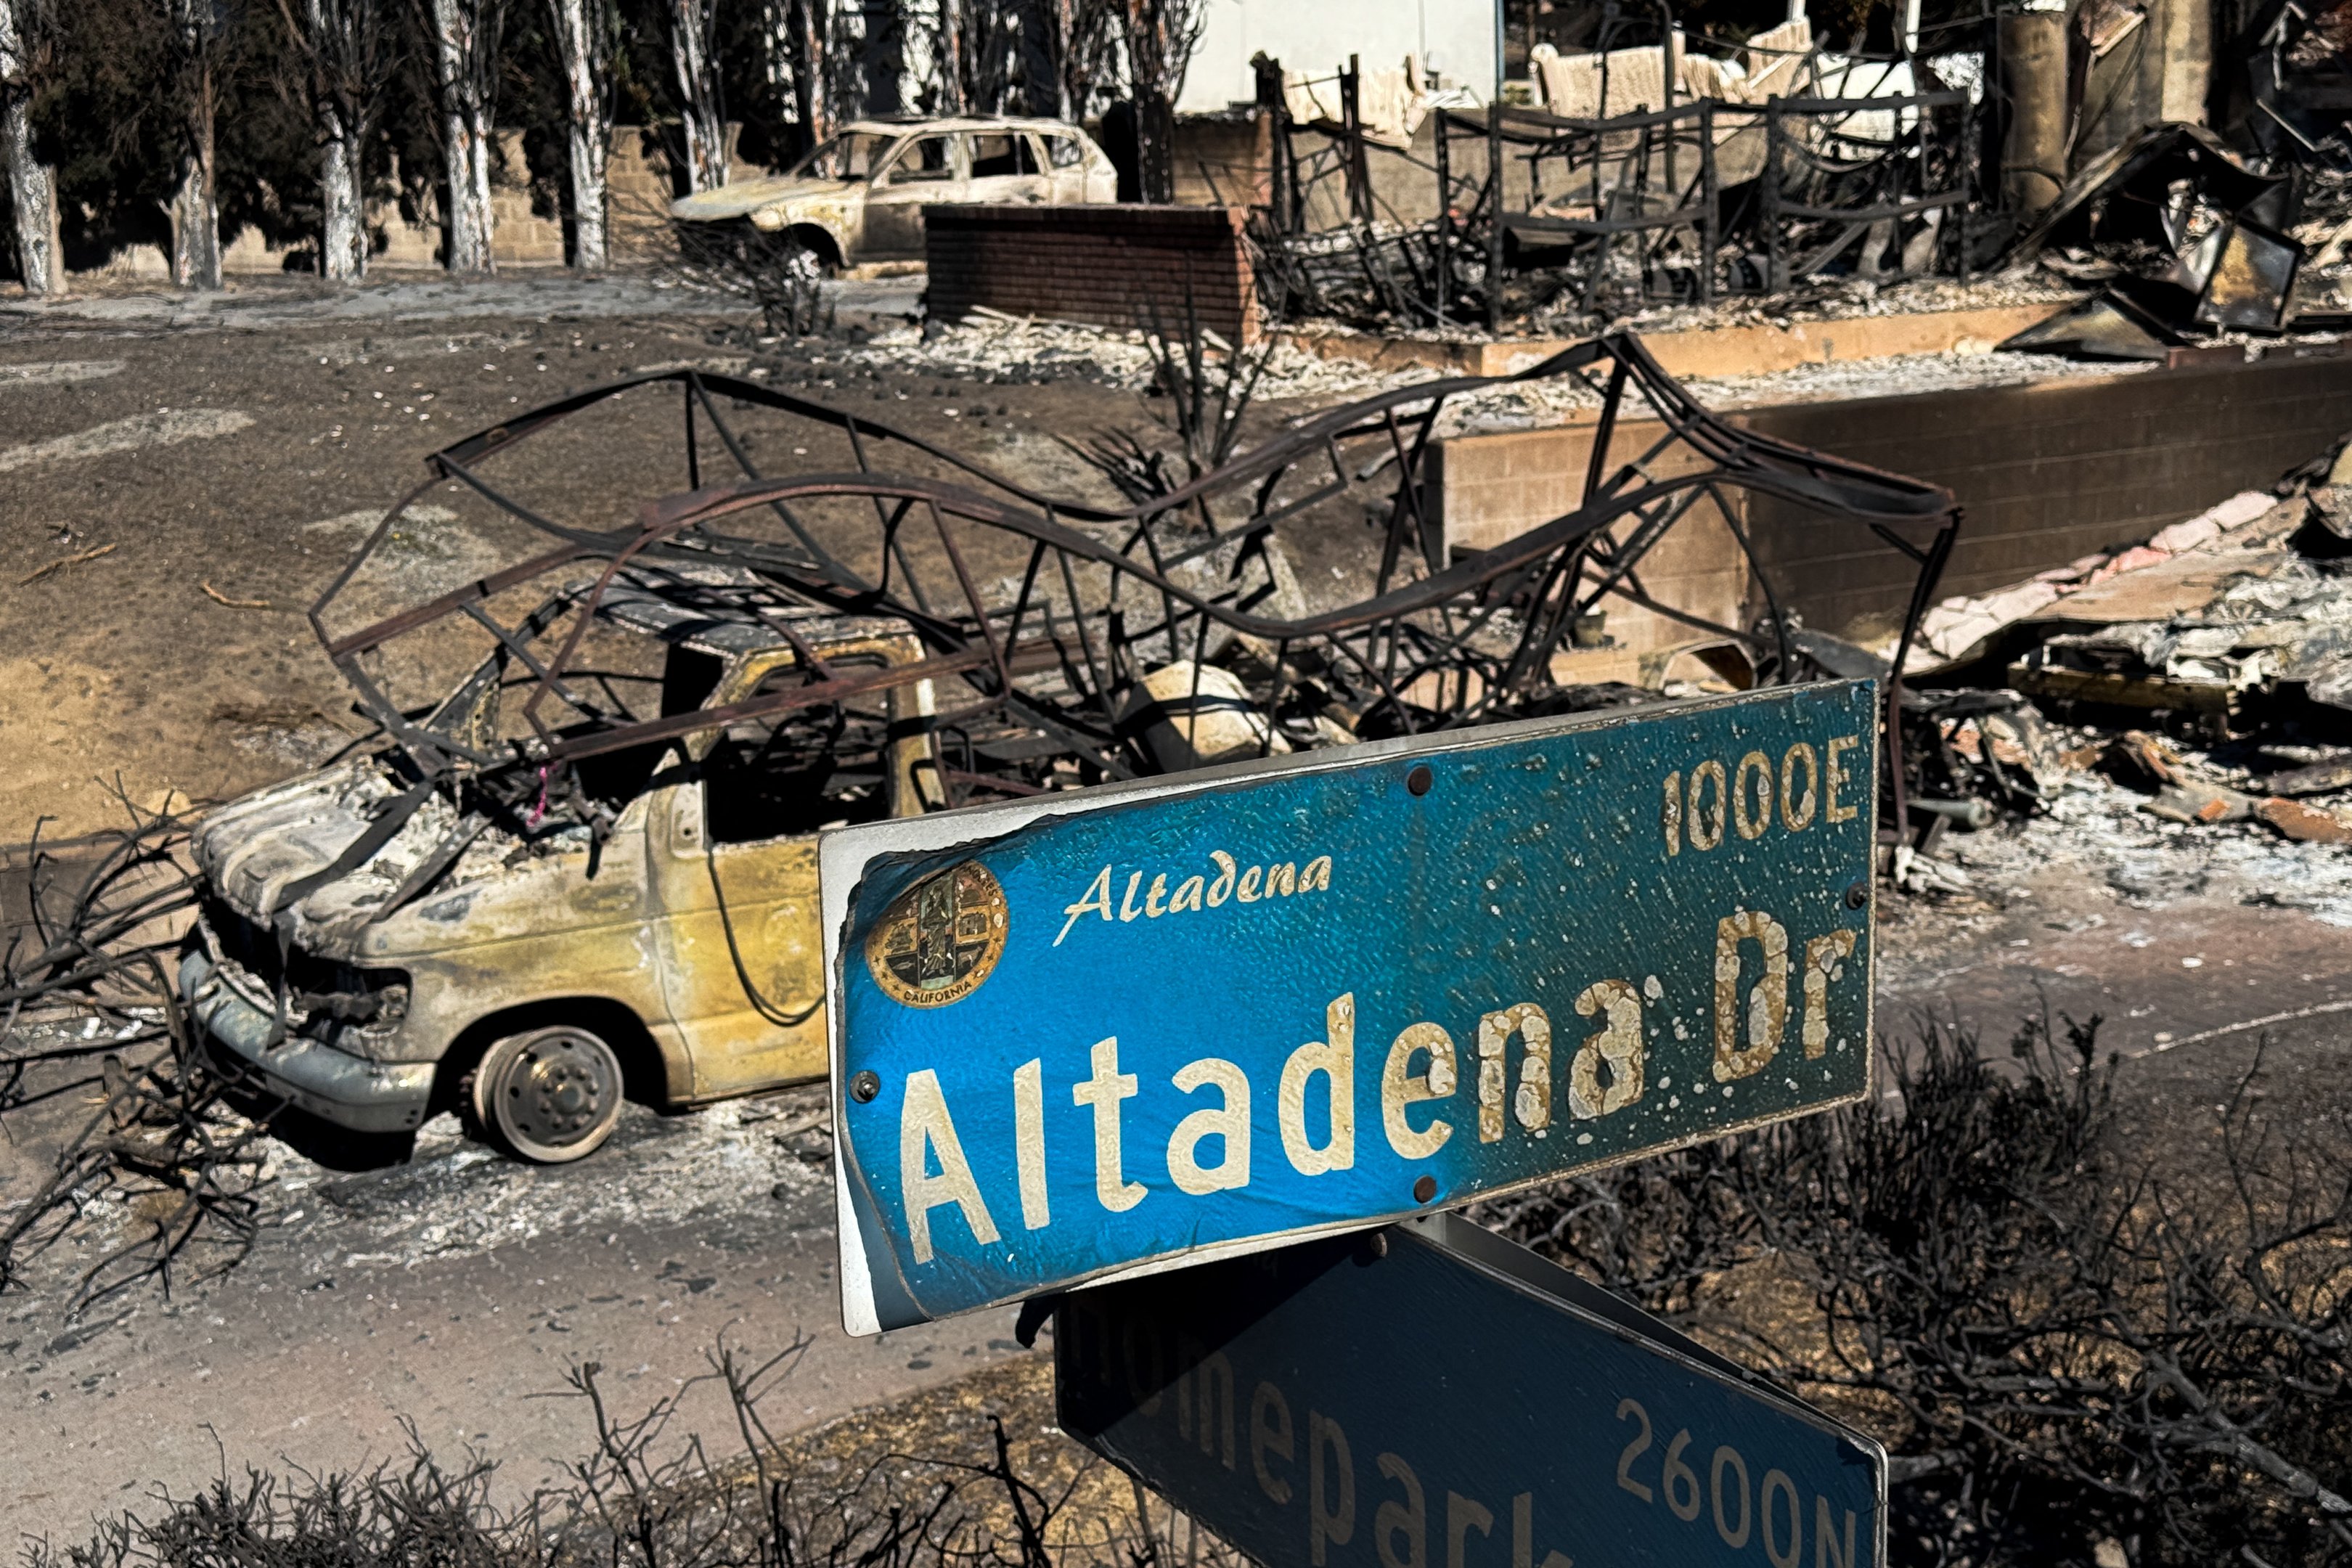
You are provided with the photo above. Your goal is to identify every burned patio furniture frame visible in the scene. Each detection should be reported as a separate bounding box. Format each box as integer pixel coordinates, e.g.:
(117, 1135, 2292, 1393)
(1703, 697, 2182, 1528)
(1258, 89, 1977, 331)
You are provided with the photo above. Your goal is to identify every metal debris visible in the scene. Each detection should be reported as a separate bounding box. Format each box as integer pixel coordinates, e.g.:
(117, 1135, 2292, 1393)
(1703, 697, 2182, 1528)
(1905, 687, 2070, 819)
(2256, 751, 2352, 795)
(2254, 793, 2352, 841)
(2143, 779, 2254, 823)
(2001, 123, 2311, 356)
(1255, 87, 1980, 333)
(1875, 417, 2352, 883)
(308, 335, 1957, 862)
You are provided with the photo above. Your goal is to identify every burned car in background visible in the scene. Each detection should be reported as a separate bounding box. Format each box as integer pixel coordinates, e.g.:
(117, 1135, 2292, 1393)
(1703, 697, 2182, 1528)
(669, 115, 1117, 272)
(177, 340, 1956, 1161)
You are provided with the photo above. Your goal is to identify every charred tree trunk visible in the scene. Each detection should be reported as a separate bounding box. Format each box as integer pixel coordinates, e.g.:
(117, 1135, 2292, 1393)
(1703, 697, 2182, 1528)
(935, 4, 966, 114)
(1118, 0, 1200, 203)
(427, 0, 504, 273)
(934, 0, 1018, 115)
(668, 0, 726, 192)
(318, 112, 365, 275)
(1014, 0, 1058, 115)
(0, 89, 60, 293)
(859, 0, 903, 115)
(283, 0, 387, 281)
(547, 0, 611, 268)
(0, 0, 60, 296)
(0, 26, 57, 294)
(168, 7, 222, 291)
(763, 0, 832, 160)
(1053, 0, 1118, 123)
(1133, 91, 1172, 202)
(791, 0, 831, 148)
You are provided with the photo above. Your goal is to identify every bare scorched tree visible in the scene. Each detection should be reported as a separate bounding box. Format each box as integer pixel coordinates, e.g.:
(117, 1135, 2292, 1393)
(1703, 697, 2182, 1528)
(0, 0, 61, 295)
(161, 0, 223, 288)
(667, 0, 725, 192)
(1041, 0, 1119, 120)
(417, 0, 506, 272)
(1118, 0, 1202, 203)
(279, 0, 391, 279)
(759, 0, 835, 163)
(934, 0, 1032, 115)
(858, 0, 902, 115)
(546, 0, 614, 267)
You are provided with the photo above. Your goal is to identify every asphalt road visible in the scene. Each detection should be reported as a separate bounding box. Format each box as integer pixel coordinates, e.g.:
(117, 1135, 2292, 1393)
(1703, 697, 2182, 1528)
(1, 1091, 1024, 1541)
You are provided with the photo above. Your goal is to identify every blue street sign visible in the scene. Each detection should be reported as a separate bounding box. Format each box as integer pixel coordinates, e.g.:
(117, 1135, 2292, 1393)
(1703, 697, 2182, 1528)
(1057, 1212, 1886, 1568)
(823, 682, 1877, 1334)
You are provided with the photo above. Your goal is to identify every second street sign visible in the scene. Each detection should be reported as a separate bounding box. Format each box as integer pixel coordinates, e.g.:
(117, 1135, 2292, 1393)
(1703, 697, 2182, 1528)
(823, 682, 1879, 1334)
(1058, 1213, 1887, 1568)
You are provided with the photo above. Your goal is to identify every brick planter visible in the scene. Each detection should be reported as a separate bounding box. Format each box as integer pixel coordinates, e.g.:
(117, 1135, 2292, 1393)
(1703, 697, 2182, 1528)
(925, 203, 1260, 343)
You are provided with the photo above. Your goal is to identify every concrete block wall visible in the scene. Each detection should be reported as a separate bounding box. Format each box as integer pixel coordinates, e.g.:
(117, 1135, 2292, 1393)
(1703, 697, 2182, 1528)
(926, 203, 1261, 343)
(1432, 417, 1750, 655)
(1739, 348, 2352, 642)
(1172, 114, 1275, 208)
(1432, 348, 2352, 650)
(207, 123, 737, 277)
(1169, 113, 1471, 229)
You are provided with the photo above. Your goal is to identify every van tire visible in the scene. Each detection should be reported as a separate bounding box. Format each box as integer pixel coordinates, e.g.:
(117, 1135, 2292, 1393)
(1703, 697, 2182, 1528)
(470, 1025, 626, 1164)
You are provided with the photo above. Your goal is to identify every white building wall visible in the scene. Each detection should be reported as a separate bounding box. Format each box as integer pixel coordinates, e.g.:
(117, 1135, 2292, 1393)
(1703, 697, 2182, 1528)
(1175, 0, 1497, 113)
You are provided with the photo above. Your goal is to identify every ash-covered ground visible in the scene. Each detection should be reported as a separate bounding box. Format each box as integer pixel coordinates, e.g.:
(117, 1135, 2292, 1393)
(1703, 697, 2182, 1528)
(5, 272, 2351, 1543)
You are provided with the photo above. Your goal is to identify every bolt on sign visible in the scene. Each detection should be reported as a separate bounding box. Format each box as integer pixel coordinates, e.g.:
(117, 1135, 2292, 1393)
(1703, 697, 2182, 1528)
(1058, 1213, 1887, 1568)
(822, 682, 1879, 1334)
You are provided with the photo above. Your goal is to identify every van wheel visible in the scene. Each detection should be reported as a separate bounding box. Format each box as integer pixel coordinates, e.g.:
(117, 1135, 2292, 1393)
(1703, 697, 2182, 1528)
(470, 1026, 625, 1164)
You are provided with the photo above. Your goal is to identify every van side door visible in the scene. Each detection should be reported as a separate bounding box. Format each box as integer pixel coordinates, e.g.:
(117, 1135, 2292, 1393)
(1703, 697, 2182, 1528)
(647, 634, 939, 1100)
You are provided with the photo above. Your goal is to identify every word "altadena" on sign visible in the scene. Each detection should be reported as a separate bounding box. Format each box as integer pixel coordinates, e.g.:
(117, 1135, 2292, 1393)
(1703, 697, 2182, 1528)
(1055, 851, 1336, 945)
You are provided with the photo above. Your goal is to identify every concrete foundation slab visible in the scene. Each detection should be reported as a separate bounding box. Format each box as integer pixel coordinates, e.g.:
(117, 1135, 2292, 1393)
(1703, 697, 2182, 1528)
(1291, 301, 2075, 380)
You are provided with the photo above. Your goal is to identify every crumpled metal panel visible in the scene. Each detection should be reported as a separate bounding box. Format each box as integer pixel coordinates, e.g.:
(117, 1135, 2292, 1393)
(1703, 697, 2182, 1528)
(2195, 221, 2302, 332)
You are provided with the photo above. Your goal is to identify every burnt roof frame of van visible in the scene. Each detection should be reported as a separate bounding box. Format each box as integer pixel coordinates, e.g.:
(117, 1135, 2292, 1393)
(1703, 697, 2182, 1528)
(306, 332, 1959, 826)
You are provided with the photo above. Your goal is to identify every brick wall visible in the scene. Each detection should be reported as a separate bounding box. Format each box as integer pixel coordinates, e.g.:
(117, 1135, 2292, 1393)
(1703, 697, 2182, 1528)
(926, 203, 1261, 343)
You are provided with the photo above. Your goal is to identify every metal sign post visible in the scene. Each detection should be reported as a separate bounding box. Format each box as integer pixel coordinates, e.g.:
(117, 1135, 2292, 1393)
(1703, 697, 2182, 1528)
(1057, 1211, 1887, 1568)
(823, 682, 1878, 1334)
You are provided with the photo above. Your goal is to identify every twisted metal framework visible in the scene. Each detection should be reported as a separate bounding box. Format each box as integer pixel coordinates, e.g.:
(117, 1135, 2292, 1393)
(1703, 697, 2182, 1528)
(311, 334, 1956, 840)
(1263, 94, 1978, 330)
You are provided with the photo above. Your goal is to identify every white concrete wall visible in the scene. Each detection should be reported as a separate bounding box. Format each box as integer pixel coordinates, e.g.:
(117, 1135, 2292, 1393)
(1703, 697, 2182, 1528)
(1175, 0, 1497, 113)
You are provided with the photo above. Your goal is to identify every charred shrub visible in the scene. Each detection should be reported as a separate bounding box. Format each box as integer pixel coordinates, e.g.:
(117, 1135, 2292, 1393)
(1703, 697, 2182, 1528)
(20, 1347, 1171, 1568)
(1482, 1016, 2352, 1567)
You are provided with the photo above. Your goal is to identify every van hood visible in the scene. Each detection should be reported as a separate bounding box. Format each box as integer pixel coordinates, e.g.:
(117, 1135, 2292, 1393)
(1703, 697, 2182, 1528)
(192, 762, 473, 953)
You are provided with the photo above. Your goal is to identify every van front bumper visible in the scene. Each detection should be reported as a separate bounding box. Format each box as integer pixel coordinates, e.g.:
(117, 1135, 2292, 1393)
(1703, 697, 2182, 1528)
(178, 949, 435, 1133)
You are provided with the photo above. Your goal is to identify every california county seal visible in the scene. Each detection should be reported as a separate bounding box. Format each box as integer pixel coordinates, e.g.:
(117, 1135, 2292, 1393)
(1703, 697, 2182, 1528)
(864, 861, 1010, 1008)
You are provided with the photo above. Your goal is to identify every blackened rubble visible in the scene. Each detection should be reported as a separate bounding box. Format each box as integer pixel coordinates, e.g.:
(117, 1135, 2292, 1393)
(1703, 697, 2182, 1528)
(1887, 422, 2352, 897)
